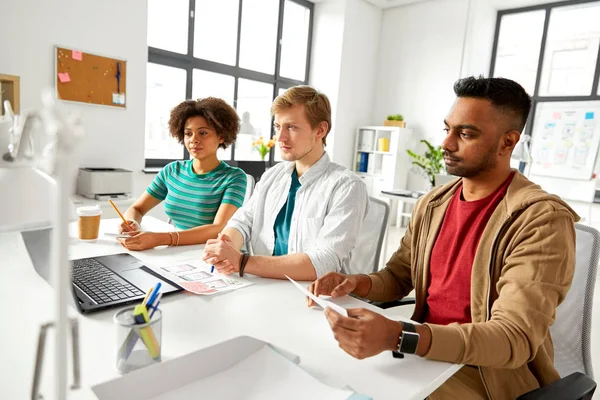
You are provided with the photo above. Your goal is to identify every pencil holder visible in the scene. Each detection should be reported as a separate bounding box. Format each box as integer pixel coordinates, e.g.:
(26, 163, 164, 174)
(114, 306, 162, 374)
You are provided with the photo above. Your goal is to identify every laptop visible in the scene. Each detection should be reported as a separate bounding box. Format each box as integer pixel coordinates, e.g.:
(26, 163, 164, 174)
(22, 228, 183, 313)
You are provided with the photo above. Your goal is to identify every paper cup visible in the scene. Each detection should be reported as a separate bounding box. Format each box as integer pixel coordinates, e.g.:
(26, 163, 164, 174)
(76, 206, 102, 241)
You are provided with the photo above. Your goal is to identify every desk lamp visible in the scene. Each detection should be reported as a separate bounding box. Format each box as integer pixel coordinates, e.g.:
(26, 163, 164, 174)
(0, 93, 83, 399)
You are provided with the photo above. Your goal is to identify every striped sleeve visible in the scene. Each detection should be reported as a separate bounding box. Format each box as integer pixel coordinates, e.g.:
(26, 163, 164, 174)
(221, 170, 247, 208)
(146, 164, 170, 200)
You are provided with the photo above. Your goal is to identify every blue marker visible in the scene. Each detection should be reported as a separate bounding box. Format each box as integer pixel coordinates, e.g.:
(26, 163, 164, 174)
(149, 293, 163, 319)
(145, 282, 162, 309)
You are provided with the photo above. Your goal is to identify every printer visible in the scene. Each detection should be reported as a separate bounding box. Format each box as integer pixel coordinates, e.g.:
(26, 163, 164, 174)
(76, 168, 133, 200)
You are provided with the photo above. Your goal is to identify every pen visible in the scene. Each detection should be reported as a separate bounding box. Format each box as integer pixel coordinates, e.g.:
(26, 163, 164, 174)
(149, 292, 163, 319)
(211, 265, 214, 273)
(108, 199, 132, 230)
(146, 282, 162, 308)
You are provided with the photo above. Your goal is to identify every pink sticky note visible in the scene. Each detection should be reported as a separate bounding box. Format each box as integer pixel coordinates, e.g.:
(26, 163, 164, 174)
(58, 72, 71, 83)
(72, 50, 82, 61)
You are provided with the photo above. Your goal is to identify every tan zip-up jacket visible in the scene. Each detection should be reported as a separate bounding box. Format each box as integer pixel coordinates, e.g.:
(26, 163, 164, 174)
(367, 171, 579, 400)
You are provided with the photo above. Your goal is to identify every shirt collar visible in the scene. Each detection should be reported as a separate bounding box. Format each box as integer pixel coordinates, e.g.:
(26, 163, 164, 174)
(282, 152, 331, 187)
(298, 152, 331, 186)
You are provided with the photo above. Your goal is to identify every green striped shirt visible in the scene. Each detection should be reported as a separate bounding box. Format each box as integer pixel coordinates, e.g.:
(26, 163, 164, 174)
(147, 161, 247, 230)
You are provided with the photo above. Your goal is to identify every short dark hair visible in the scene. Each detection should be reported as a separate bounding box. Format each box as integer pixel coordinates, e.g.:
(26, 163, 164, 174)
(453, 76, 531, 133)
(168, 97, 240, 149)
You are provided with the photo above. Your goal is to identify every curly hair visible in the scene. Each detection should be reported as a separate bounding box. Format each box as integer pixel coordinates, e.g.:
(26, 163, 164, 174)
(168, 97, 240, 149)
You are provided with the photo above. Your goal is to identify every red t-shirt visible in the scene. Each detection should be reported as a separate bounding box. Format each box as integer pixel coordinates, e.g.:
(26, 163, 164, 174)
(423, 172, 515, 325)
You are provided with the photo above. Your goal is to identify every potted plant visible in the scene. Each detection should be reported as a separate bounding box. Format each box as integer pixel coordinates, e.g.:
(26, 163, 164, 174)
(384, 114, 406, 128)
(407, 140, 444, 188)
(252, 136, 276, 161)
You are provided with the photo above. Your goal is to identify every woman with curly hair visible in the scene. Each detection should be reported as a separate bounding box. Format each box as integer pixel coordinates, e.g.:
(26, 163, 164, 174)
(118, 97, 247, 251)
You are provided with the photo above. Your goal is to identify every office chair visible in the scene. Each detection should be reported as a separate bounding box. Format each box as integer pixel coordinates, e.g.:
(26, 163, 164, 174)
(348, 197, 389, 274)
(518, 223, 599, 399)
(244, 174, 255, 205)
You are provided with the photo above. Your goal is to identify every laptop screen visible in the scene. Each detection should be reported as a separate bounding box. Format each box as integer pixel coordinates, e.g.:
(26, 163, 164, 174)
(21, 228, 53, 283)
(21, 228, 82, 310)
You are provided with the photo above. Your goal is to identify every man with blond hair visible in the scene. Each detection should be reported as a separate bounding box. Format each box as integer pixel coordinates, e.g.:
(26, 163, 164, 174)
(203, 85, 368, 280)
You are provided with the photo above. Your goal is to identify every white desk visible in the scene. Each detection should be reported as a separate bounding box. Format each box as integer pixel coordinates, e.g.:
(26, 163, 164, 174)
(0, 217, 460, 400)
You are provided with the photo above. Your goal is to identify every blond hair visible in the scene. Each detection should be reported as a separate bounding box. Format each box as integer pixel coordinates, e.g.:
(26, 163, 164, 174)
(271, 85, 332, 145)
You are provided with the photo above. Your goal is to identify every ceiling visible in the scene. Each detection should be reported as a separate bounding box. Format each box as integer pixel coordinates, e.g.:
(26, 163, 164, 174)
(309, 0, 574, 10)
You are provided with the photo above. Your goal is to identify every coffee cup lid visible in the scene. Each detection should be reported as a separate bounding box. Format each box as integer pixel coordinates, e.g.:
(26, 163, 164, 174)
(76, 205, 102, 216)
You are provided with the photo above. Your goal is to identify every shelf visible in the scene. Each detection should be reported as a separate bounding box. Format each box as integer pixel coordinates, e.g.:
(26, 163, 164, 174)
(356, 150, 394, 155)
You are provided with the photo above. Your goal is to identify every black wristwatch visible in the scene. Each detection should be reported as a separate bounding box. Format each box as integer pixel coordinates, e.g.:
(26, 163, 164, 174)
(396, 321, 420, 355)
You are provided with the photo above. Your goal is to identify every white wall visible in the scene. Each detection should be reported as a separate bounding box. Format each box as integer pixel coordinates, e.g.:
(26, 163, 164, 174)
(371, 0, 497, 189)
(0, 0, 148, 173)
(309, 0, 347, 154)
(461, 0, 497, 77)
(310, 0, 382, 169)
(331, 0, 382, 168)
(0, 0, 168, 218)
(373, 0, 470, 189)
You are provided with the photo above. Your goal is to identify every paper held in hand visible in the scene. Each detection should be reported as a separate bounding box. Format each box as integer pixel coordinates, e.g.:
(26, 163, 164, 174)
(285, 275, 348, 317)
(160, 260, 252, 295)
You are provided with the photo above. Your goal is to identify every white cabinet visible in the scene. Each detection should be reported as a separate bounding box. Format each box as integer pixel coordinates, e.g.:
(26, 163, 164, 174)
(353, 126, 415, 198)
(353, 126, 415, 226)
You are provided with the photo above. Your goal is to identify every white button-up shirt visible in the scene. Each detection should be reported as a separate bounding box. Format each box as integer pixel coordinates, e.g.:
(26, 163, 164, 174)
(226, 153, 369, 277)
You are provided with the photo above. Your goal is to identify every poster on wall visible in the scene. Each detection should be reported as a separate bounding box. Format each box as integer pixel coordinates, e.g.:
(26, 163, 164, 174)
(529, 101, 600, 180)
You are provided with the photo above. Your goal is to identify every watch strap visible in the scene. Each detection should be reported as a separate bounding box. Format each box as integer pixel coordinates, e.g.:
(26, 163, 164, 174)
(239, 254, 250, 277)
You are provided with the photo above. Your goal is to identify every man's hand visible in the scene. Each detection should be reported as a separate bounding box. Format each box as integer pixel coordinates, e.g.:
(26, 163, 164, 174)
(307, 272, 370, 307)
(325, 307, 402, 360)
(203, 233, 242, 275)
(118, 231, 167, 251)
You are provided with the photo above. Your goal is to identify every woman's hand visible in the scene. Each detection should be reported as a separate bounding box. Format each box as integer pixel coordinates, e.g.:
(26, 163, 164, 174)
(118, 220, 140, 234)
(118, 231, 169, 251)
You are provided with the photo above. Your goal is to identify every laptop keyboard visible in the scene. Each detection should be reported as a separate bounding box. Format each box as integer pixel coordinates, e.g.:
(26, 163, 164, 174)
(72, 258, 145, 304)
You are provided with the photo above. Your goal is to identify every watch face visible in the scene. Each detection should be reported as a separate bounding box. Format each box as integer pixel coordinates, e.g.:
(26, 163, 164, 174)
(399, 331, 420, 354)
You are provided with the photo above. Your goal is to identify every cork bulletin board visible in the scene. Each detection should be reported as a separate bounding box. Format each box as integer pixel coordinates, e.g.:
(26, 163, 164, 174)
(55, 46, 127, 108)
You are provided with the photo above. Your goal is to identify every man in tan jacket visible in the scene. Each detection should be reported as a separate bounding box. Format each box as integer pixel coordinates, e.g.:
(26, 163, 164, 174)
(308, 76, 579, 399)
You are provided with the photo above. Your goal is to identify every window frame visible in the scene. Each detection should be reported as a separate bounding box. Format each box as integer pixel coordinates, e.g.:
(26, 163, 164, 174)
(146, 0, 314, 169)
(489, 0, 600, 142)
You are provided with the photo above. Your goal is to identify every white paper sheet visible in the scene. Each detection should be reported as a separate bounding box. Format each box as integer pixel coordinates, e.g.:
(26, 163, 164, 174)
(148, 346, 354, 400)
(160, 260, 252, 295)
(286, 275, 349, 317)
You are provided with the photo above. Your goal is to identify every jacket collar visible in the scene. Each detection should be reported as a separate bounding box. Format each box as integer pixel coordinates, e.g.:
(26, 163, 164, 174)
(425, 170, 579, 221)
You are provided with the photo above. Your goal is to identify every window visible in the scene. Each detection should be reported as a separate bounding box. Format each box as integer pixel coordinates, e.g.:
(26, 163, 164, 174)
(492, 10, 546, 95)
(539, 2, 600, 96)
(145, 63, 187, 160)
(145, 0, 314, 168)
(490, 0, 600, 157)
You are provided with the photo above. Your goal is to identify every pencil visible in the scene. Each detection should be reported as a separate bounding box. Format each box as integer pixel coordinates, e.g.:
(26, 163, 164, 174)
(109, 199, 132, 230)
(142, 287, 154, 306)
